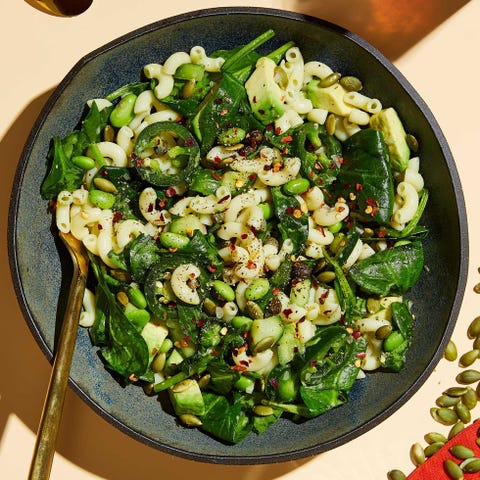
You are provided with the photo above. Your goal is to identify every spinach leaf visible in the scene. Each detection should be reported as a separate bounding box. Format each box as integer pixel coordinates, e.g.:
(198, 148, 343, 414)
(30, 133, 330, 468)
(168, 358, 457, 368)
(40, 136, 84, 199)
(381, 301, 414, 372)
(125, 233, 163, 283)
(271, 187, 309, 255)
(335, 128, 394, 224)
(105, 81, 149, 102)
(200, 392, 252, 444)
(189, 167, 223, 195)
(89, 254, 150, 378)
(187, 230, 224, 274)
(348, 241, 424, 296)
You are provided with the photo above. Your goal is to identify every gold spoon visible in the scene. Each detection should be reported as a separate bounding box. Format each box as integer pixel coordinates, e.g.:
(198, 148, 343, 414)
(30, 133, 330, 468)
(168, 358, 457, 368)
(29, 232, 89, 480)
(35, 0, 93, 17)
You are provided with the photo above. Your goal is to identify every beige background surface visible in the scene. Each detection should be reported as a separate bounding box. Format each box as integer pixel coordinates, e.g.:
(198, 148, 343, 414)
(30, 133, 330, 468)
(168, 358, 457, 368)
(1, 1, 479, 479)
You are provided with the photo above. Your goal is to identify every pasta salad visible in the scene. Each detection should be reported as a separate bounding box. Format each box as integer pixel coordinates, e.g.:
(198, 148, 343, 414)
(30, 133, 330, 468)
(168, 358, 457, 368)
(41, 30, 428, 443)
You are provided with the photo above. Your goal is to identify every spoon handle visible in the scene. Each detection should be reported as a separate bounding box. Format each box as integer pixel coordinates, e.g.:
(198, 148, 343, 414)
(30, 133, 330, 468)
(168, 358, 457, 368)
(28, 246, 88, 480)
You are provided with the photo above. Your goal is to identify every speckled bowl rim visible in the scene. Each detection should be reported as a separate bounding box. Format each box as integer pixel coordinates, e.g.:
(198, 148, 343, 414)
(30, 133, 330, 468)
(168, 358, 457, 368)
(8, 7, 469, 464)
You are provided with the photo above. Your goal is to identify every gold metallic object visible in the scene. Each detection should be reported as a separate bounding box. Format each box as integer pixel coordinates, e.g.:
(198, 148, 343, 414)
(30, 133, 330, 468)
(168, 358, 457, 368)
(36, 0, 93, 17)
(28, 232, 89, 480)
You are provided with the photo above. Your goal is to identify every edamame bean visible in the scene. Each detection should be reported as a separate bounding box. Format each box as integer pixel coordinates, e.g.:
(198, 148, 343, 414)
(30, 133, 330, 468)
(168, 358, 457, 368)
(124, 303, 151, 328)
(328, 222, 343, 234)
(89, 189, 115, 209)
(72, 155, 95, 170)
(218, 127, 246, 146)
(258, 202, 272, 220)
(110, 93, 137, 128)
(128, 287, 147, 309)
(283, 177, 310, 195)
(159, 231, 190, 249)
(213, 280, 235, 301)
(232, 315, 253, 331)
(245, 278, 270, 301)
(383, 331, 405, 352)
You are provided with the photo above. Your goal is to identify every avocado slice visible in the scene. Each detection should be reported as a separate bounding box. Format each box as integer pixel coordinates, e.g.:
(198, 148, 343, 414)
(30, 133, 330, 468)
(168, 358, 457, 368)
(245, 57, 285, 125)
(306, 79, 352, 116)
(370, 107, 410, 172)
(168, 378, 205, 416)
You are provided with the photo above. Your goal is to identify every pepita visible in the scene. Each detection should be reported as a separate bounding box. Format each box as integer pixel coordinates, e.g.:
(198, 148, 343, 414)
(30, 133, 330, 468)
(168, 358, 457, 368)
(93, 177, 117, 193)
(450, 444, 474, 460)
(197, 374, 211, 389)
(405, 133, 419, 153)
(326, 113, 336, 136)
(436, 407, 459, 425)
(424, 431, 447, 445)
(424, 441, 444, 457)
(245, 300, 264, 320)
(437, 394, 460, 407)
(253, 336, 276, 354)
(468, 316, 480, 339)
(455, 402, 472, 423)
(462, 458, 480, 473)
(410, 442, 426, 466)
(253, 405, 274, 416)
(375, 324, 393, 340)
(444, 387, 468, 397)
(456, 369, 480, 385)
(317, 271, 336, 283)
(387, 470, 406, 480)
(366, 297, 381, 314)
(445, 340, 458, 361)
(320, 72, 341, 88)
(462, 387, 478, 410)
(473, 335, 480, 350)
(339, 75, 363, 92)
(179, 413, 202, 427)
(459, 349, 479, 367)
(448, 421, 465, 440)
(444, 459, 464, 479)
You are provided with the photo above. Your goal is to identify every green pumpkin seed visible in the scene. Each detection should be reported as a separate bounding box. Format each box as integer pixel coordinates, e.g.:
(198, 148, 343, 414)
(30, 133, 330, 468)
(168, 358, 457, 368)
(253, 405, 274, 416)
(448, 422, 465, 440)
(455, 402, 471, 423)
(375, 324, 393, 340)
(450, 444, 474, 460)
(410, 442, 426, 466)
(339, 75, 363, 92)
(245, 301, 264, 320)
(103, 124, 115, 142)
(366, 297, 381, 314)
(93, 177, 117, 193)
(445, 340, 458, 361)
(425, 431, 448, 444)
(437, 394, 460, 407)
(459, 349, 479, 367)
(425, 441, 444, 457)
(203, 298, 217, 316)
(444, 387, 469, 397)
(462, 458, 480, 473)
(317, 271, 336, 283)
(320, 72, 341, 88)
(326, 113, 336, 135)
(179, 413, 202, 427)
(387, 470, 406, 480)
(405, 133, 419, 153)
(436, 407, 459, 425)
(253, 336, 276, 354)
(444, 459, 464, 479)
(468, 316, 480, 339)
(151, 352, 166, 373)
(197, 374, 211, 389)
(462, 387, 478, 410)
(473, 335, 480, 350)
(456, 369, 480, 385)
(474, 283, 480, 294)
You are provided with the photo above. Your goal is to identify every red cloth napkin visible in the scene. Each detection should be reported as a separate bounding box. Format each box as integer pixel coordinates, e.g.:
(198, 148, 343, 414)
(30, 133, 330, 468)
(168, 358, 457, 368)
(407, 421, 480, 479)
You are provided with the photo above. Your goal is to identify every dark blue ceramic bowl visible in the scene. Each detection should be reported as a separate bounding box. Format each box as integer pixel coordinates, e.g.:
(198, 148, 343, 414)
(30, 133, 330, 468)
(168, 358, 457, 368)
(8, 7, 468, 463)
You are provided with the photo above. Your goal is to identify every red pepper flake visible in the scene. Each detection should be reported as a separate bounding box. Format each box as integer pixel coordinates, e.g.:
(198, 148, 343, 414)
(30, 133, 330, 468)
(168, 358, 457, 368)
(214, 98, 223, 105)
(355, 352, 366, 359)
(165, 187, 176, 198)
(147, 202, 154, 213)
(158, 198, 166, 208)
(309, 360, 318, 367)
(212, 172, 222, 181)
(319, 290, 329, 304)
(355, 183, 363, 191)
(378, 229, 387, 238)
(241, 233, 248, 240)
(97, 224, 103, 230)
(214, 156, 222, 164)
(252, 96, 257, 103)
(206, 264, 217, 273)
(275, 126, 282, 135)
(337, 157, 344, 164)
(129, 374, 138, 382)
(272, 287, 280, 295)
(196, 318, 205, 328)
(258, 109, 265, 115)
(220, 109, 229, 116)
(283, 308, 293, 317)
(248, 173, 257, 180)
(152, 348, 158, 356)
(285, 207, 294, 215)
(281, 135, 293, 143)
(184, 136, 195, 147)
(352, 330, 361, 339)
(268, 377, 279, 389)
(246, 260, 256, 270)
(218, 195, 230, 204)
(231, 365, 247, 371)
(112, 212, 123, 223)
